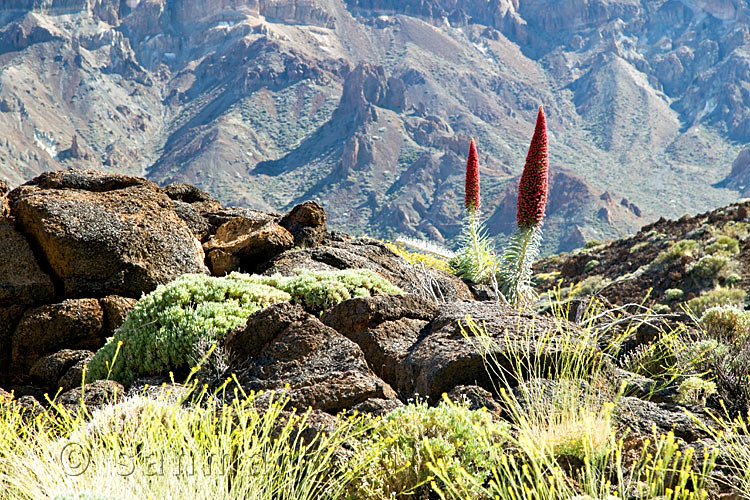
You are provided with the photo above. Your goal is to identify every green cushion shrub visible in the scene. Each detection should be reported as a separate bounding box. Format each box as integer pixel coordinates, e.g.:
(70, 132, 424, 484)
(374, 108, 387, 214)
(688, 254, 731, 280)
(349, 399, 508, 499)
(87, 274, 291, 384)
(257, 268, 403, 311)
(705, 235, 740, 256)
(653, 239, 699, 265)
(686, 287, 747, 317)
(87, 270, 403, 384)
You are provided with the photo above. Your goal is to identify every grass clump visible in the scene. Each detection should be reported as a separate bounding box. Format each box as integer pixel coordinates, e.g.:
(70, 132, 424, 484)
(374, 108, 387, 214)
(385, 241, 454, 273)
(53, 494, 121, 500)
(351, 398, 509, 500)
(686, 286, 747, 316)
(88, 269, 403, 384)
(0, 388, 377, 500)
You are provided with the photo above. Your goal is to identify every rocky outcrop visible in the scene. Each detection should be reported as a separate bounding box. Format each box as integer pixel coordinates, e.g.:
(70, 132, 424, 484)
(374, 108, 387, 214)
(399, 301, 593, 402)
(225, 302, 397, 413)
(262, 233, 473, 302)
(29, 349, 94, 391)
(203, 215, 294, 275)
(321, 294, 438, 393)
(8, 170, 208, 298)
(0, 305, 24, 381)
(11, 298, 103, 373)
(98, 295, 138, 337)
(722, 148, 750, 196)
(615, 396, 711, 443)
(57, 379, 124, 408)
(279, 201, 327, 247)
(0, 222, 55, 306)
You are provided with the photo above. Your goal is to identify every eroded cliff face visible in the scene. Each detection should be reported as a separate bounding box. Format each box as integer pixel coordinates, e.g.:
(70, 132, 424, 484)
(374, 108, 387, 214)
(0, 0, 745, 253)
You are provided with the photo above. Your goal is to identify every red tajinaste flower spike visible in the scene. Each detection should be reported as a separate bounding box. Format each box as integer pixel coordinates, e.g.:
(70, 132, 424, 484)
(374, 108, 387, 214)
(517, 106, 549, 227)
(465, 139, 480, 213)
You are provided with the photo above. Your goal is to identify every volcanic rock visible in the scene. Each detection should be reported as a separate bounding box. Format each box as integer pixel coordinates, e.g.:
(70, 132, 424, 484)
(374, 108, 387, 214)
(262, 234, 473, 302)
(8, 170, 208, 298)
(0, 221, 55, 306)
(279, 201, 327, 247)
(225, 302, 397, 414)
(29, 349, 94, 390)
(98, 295, 138, 337)
(321, 294, 438, 391)
(11, 298, 104, 373)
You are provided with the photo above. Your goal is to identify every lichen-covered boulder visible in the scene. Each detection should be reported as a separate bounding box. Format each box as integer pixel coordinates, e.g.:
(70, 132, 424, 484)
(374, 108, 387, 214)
(8, 169, 208, 298)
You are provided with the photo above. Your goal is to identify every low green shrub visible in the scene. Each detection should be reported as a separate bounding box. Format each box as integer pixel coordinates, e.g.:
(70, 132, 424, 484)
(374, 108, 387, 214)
(678, 338, 729, 371)
(726, 273, 742, 285)
(686, 287, 747, 317)
(688, 254, 731, 281)
(700, 305, 750, 341)
(88, 270, 403, 384)
(584, 259, 600, 273)
(618, 333, 679, 381)
(705, 235, 740, 255)
(87, 274, 291, 384)
(653, 239, 699, 265)
(568, 275, 610, 298)
(629, 241, 649, 253)
(266, 268, 403, 311)
(663, 288, 684, 302)
(350, 398, 509, 500)
(676, 376, 716, 405)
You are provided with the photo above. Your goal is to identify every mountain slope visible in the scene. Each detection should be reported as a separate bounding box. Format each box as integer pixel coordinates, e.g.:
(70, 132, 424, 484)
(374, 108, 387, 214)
(0, 0, 747, 253)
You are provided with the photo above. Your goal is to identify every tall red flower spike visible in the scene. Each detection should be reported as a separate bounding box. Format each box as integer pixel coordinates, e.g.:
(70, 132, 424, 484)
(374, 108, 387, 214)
(517, 106, 549, 227)
(465, 139, 480, 212)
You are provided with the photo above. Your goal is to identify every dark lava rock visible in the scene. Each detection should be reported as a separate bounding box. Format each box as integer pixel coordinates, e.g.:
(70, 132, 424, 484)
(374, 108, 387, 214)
(8, 169, 208, 298)
(225, 302, 397, 414)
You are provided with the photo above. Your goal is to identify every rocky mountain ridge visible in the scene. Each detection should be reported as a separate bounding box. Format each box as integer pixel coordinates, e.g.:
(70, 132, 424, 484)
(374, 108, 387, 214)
(0, 0, 747, 253)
